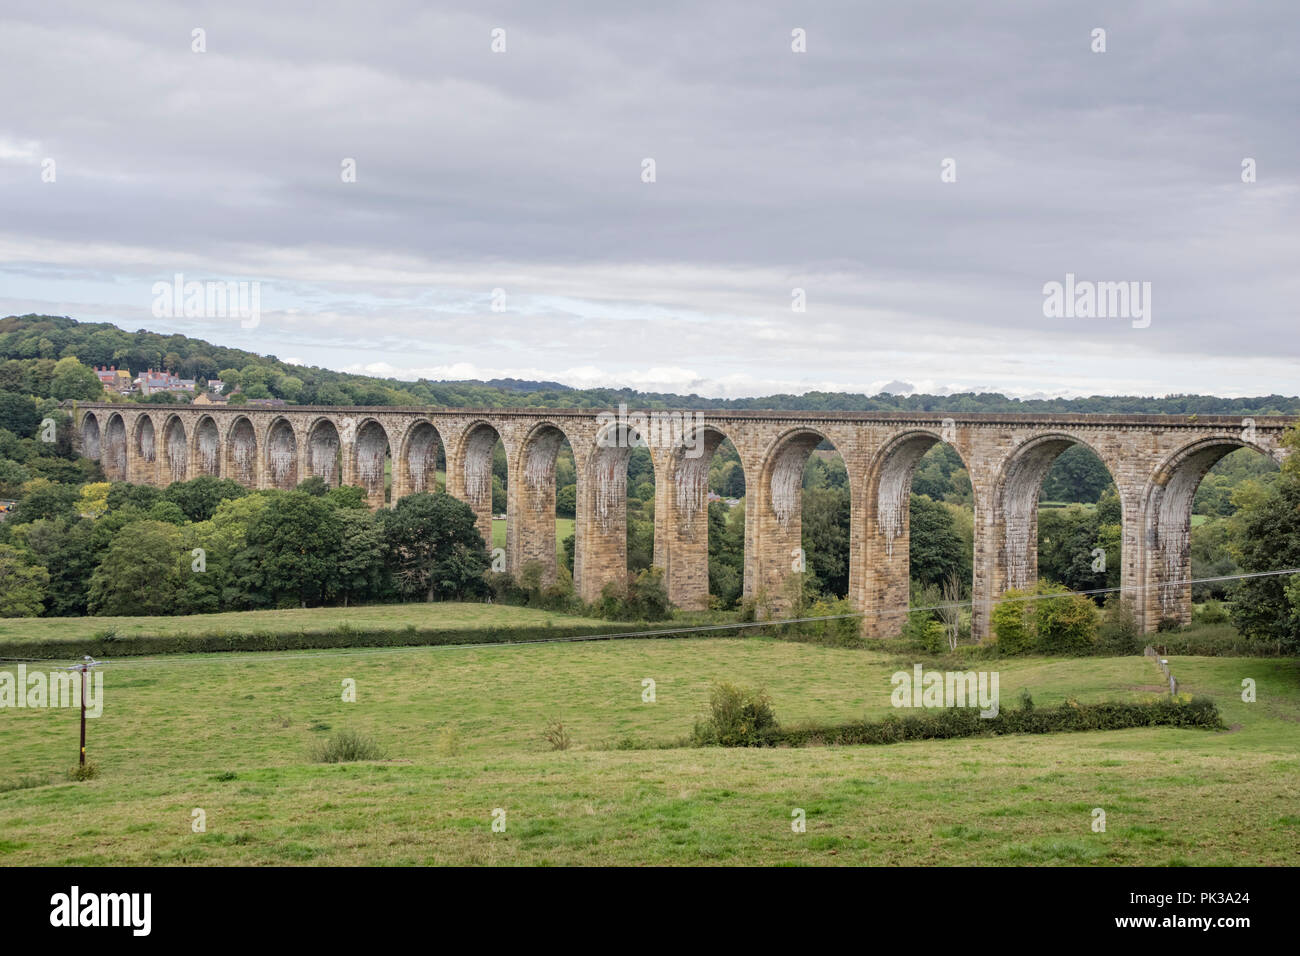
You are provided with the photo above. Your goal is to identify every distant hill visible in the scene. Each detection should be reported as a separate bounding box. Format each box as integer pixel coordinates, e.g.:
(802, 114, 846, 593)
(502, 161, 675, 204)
(2, 314, 1297, 416)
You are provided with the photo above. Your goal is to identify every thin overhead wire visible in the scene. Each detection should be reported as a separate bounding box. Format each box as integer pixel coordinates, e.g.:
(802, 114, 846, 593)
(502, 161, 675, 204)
(5, 565, 1295, 671)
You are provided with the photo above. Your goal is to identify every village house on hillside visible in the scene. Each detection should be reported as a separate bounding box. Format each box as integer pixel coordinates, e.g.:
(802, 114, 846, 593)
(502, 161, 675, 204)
(135, 369, 196, 396)
(94, 365, 135, 394)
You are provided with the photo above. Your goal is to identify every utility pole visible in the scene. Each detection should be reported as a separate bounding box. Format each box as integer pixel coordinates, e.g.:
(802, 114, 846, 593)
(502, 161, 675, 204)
(65, 656, 101, 766)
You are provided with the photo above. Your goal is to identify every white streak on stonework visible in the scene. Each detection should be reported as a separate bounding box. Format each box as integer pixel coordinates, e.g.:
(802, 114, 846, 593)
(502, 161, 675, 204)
(166, 423, 187, 482)
(267, 423, 297, 488)
(137, 419, 155, 461)
(464, 427, 497, 506)
(198, 421, 219, 475)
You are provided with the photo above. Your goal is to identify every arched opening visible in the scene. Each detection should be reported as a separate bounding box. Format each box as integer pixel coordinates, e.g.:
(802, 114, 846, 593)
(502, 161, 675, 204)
(265, 418, 299, 490)
(1035, 444, 1122, 602)
(354, 420, 391, 507)
(102, 413, 127, 481)
(1189, 447, 1281, 608)
(80, 413, 101, 461)
(799, 438, 851, 601)
(401, 421, 444, 497)
(998, 436, 1121, 599)
(696, 430, 745, 610)
(306, 418, 341, 487)
(626, 441, 655, 578)
(227, 417, 257, 486)
(461, 421, 503, 554)
(513, 422, 576, 587)
(194, 416, 221, 477)
(163, 416, 188, 484)
(863, 432, 974, 642)
(133, 416, 156, 480)
(751, 428, 850, 615)
(1144, 439, 1279, 628)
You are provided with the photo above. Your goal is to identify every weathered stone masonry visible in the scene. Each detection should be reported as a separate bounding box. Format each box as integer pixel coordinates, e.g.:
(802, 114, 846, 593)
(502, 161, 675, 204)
(72, 403, 1294, 637)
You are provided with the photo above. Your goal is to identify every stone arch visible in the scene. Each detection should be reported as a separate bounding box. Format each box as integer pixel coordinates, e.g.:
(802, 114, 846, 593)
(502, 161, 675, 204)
(132, 415, 157, 480)
(80, 412, 101, 460)
(354, 418, 393, 507)
(859, 428, 974, 638)
(508, 421, 579, 586)
(162, 415, 188, 483)
(265, 417, 300, 490)
(993, 432, 1123, 595)
(764, 425, 853, 600)
(1141, 436, 1276, 628)
(193, 415, 221, 477)
(751, 426, 842, 609)
(306, 418, 342, 487)
(653, 423, 736, 611)
(226, 417, 258, 487)
(457, 420, 503, 551)
(398, 420, 443, 498)
(102, 413, 128, 481)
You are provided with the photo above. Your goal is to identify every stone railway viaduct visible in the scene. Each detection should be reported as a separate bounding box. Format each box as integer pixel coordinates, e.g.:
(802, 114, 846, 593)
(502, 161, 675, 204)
(71, 402, 1293, 639)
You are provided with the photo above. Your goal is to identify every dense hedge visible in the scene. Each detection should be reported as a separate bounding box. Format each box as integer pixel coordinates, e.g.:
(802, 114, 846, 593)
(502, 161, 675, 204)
(707, 696, 1224, 748)
(0, 620, 777, 661)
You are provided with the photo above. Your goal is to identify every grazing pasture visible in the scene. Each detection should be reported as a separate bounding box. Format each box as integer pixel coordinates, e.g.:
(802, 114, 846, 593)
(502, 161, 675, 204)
(1, 637, 1296, 865)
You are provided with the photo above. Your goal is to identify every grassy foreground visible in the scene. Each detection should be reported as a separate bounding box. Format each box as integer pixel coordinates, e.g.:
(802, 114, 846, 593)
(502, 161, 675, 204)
(1, 638, 1297, 865)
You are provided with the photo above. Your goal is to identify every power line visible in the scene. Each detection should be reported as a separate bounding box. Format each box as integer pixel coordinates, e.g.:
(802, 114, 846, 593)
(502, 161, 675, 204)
(10, 565, 1295, 671)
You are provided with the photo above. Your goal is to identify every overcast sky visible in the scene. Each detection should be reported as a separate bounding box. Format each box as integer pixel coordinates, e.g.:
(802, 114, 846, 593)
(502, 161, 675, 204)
(1, 1, 1297, 399)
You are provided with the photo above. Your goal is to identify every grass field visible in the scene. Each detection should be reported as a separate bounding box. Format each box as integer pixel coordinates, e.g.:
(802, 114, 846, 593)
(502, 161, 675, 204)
(0, 602, 614, 648)
(491, 517, 574, 555)
(2, 637, 1297, 865)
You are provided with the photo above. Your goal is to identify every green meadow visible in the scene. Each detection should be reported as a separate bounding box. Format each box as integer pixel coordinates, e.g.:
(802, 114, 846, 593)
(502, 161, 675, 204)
(491, 517, 574, 555)
(1, 637, 1296, 865)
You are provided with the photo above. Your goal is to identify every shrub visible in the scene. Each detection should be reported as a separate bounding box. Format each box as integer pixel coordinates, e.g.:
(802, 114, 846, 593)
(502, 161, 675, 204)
(543, 717, 571, 751)
(67, 763, 99, 782)
(797, 598, 863, 647)
(991, 582, 1099, 655)
(1097, 598, 1142, 655)
(990, 588, 1035, 653)
(692, 682, 778, 746)
(311, 730, 385, 763)
(693, 695, 1223, 748)
(900, 607, 947, 653)
(625, 567, 672, 621)
(1035, 583, 1099, 654)
(1194, 600, 1229, 624)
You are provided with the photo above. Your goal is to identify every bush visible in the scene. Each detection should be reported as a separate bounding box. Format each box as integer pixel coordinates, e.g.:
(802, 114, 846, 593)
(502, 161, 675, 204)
(594, 567, 672, 622)
(793, 598, 863, 647)
(542, 717, 571, 751)
(990, 588, 1035, 654)
(693, 695, 1223, 748)
(1097, 598, 1142, 655)
(1194, 600, 1229, 624)
(67, 763, 100, 781)
(990, 582, 1099, 655)
(1035, 583, 1099, 654)
(692, 682, 778, 746)
(310, 730, 386, 763)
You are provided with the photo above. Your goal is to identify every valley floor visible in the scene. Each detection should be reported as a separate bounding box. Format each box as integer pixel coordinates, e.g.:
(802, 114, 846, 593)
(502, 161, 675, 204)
(1, 639, 1296, 865)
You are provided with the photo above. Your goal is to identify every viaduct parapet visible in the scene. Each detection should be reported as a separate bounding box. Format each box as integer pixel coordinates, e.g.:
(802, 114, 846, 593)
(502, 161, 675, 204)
(70, 402, 1294, 638)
